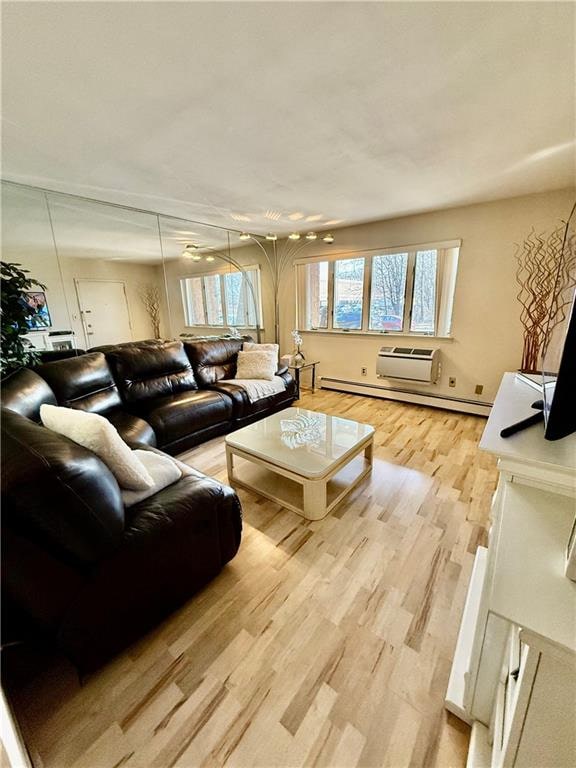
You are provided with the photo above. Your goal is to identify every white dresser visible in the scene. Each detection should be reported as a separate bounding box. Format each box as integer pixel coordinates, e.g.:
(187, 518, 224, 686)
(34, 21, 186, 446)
(446, 373, 576, 767)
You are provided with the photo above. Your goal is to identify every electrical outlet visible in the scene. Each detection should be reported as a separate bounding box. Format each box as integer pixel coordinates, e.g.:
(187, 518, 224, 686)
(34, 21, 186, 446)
(475, 384, 484, 395)
(449, 377, 456, 388)
(361, 367, 367, 376)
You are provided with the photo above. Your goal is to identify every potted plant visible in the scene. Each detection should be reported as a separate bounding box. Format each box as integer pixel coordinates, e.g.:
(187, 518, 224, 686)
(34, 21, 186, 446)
(1, 261, 47, 377)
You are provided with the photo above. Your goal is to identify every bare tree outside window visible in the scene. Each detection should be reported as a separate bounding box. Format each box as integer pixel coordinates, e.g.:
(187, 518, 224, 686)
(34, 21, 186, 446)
(369, 253, 408, 331)
(298, 245, 454, 335)
(204, 275, 223, 325)
(224, 271, 244, 326)
(333, 258, 364, 329)
(410, 250, 437, 333)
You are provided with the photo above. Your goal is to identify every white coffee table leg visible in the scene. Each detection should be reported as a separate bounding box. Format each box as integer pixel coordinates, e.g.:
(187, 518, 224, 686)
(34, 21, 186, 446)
(302, 478, 328, 521)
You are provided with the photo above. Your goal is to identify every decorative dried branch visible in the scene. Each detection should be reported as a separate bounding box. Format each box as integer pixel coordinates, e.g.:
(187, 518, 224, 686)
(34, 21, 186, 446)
(514, 216, 576, 373)
(138, 284, 162, 339)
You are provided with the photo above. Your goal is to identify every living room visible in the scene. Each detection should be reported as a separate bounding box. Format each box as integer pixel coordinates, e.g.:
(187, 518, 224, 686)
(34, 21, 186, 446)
(1, 2, 575, 768)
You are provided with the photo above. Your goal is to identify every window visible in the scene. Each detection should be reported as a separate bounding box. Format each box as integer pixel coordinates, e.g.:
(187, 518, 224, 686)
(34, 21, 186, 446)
(410, 250, 437, 333)
(297, 241, 460, 336)
(369, 252, 408, 331)
(333, 258, 364, 330)
(181, 266, 261, 328)
(305, 261, 329, 329)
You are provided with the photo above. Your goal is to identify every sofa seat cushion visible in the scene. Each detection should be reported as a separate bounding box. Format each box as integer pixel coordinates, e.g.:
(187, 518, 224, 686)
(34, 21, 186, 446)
(107, 411, 156, 448)
(208, 380, 292, 420)
(141, 390, 233, 447)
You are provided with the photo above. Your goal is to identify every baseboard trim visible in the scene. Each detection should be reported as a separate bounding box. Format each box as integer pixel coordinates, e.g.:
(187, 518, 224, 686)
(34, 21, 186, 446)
(319, 377, 492, 416)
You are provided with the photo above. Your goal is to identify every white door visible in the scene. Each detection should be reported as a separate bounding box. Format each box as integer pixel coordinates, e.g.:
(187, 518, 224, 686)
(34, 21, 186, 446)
(75, 279, 133, 348)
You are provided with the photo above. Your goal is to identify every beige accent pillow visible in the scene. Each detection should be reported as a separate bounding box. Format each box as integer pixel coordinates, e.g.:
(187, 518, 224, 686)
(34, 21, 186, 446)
(121, 449, 182, 507)
(243, 342, 279, 366)
(235, 350, 277, 381)
(40, 404, 154, 491)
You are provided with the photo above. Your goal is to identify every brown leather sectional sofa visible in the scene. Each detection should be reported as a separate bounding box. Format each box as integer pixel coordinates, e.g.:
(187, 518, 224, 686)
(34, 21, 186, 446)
(1, 338, 296, 670)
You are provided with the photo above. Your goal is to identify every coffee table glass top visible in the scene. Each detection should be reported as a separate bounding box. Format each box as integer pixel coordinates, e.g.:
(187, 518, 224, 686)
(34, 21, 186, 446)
(225, 407, 374, 478)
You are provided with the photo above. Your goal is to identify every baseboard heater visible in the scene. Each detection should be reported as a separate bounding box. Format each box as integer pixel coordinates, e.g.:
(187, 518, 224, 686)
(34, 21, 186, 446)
(319, 377, 492, 416)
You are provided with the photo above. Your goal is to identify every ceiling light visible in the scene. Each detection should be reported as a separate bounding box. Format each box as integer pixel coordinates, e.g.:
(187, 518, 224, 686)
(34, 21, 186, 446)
(239, 232, 251, 241)
(288, 233, 301, 240)
(205, 254, 216, 262)
(182, 244, 202, 260)
(305, 232, 317, 241)
(322, 233, 335, 244)
(266, 233, 278, 241)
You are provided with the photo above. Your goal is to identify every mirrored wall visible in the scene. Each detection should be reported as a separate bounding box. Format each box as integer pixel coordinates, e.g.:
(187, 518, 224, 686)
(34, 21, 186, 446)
(1, 181, 275, 357)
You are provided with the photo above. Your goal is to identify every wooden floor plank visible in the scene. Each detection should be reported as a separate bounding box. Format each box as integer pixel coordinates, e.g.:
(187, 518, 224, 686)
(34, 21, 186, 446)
(6, 391, 497, 767)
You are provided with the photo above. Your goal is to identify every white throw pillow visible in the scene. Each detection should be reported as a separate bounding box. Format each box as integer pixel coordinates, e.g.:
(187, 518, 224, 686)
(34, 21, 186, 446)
(121, 449, 182, 507)
(243, 342, 279, 366)
(235, 350, 277, 381)
(40, 404, 153, 491)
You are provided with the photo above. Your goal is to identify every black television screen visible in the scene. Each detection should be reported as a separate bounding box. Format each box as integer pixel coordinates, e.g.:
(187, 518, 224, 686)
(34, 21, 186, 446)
(542, 287, 576, 441)
(542, 201, 576, 441)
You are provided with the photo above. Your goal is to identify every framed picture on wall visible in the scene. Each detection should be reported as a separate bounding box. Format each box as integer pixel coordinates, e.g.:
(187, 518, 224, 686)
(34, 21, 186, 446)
(21, 291, 52, 330)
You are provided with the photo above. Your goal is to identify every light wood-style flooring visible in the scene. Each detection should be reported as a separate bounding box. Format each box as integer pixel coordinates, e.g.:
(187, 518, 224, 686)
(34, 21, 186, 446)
(7, 390, 498, 768)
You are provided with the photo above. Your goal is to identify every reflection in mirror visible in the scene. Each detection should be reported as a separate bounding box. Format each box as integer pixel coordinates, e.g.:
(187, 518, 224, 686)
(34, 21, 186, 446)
(1, 182, 74, 359)
(2, 181, 276, 362)
(159, 215, 269, 343)
(1, 182, 169, 354)
(45, 194, 165, 349)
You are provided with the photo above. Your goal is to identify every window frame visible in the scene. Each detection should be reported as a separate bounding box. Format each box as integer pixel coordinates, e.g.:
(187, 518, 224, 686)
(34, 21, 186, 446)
(180, 264, 263, 329)
(296, 240, 460, 338)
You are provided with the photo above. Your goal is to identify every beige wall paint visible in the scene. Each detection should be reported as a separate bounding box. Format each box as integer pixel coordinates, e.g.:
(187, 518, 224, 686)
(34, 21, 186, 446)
(278, 188, 575, 404)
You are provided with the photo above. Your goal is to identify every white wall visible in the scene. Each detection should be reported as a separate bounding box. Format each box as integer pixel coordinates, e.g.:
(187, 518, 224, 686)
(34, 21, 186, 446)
(278, 188, 575, 404)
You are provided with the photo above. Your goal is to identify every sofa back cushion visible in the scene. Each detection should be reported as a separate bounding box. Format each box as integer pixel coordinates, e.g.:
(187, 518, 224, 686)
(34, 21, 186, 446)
(36, 352, 122, 415)
(1, 408, 124, 564)
(184, 339, 245, 387)
(89, 339, 165, 354)
(106, 341, 198, 406)
(0, 368, 57, 422)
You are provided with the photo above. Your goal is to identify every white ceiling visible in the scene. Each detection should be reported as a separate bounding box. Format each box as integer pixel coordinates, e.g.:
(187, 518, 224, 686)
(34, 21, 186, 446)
(2, 1, 575, 237)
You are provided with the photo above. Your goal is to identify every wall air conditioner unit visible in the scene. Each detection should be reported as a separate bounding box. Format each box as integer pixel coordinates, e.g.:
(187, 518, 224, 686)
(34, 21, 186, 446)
(376, 346, 440, 384)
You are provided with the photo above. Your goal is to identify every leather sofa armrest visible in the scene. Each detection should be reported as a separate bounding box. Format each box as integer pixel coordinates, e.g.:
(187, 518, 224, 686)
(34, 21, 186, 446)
(276, 368, 297, 397)
(276, 365, 289, 376)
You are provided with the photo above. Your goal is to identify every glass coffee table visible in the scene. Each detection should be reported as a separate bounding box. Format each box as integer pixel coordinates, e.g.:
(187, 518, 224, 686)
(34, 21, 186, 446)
(225, 407, 374, 521)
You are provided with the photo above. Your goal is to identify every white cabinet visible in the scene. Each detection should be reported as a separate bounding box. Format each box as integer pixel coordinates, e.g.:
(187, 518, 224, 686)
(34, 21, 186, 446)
(446, 373, 576, 767)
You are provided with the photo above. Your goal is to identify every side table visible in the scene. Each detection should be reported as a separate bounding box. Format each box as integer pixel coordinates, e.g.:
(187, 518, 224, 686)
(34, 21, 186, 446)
(288, 360, 319, 398)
